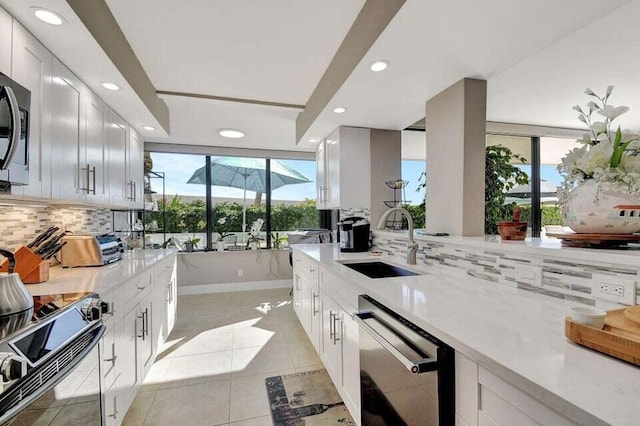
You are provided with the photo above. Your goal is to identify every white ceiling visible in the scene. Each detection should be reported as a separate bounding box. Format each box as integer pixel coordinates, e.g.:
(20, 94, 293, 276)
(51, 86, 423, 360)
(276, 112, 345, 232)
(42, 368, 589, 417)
(5, 0, 638, 154)
(106, 0, 365, 105)
(299, 0, 633, 143)
(0, 0, 168, 139)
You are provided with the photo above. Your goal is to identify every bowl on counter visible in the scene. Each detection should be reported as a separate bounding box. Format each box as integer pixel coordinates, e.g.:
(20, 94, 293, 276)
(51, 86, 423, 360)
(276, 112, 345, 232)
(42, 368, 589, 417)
(570, 306, 607, 329)
(498, 221, 528, 240)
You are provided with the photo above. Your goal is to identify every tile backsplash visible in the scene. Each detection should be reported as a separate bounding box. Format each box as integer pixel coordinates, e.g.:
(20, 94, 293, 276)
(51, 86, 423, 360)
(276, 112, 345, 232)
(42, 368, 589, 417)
(0, 205, 112, 251)
(373, 232, 640, 307)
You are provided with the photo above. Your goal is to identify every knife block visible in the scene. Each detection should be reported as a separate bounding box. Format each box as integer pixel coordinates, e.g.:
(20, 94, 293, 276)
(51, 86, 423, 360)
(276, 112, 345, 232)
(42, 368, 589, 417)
(0, 246, 49, 284)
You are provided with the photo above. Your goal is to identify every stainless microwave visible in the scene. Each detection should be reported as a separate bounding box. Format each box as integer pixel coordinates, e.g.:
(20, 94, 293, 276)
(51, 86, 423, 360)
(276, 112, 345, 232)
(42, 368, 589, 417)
(0, 72, 30, 186)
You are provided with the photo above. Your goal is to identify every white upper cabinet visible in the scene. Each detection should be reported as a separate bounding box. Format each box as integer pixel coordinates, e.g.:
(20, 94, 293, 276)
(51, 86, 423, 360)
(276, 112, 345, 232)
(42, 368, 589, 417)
(51, 59, 83, 202)
(107, 110, 130, 207)
(316, 127, 371, 209)
(10, 21, 52, 199)
(0, 8, 11, 76)
(83, 90, 108, 204)
(127, 128, 144, 209)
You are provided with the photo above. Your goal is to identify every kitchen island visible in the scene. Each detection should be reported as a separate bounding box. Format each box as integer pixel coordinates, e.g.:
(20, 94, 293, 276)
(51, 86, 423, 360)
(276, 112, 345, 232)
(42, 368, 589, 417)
(292, 243, 640, 426)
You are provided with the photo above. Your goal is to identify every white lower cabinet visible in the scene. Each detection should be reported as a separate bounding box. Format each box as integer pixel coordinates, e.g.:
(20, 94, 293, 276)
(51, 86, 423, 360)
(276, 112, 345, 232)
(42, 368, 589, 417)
(99, 254, 177, 425)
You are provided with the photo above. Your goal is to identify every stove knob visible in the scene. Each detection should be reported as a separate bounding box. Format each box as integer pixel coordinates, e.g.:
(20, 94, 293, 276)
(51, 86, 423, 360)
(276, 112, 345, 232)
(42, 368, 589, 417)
(0, 353, 27, 381)
(82, 304, 102, 321)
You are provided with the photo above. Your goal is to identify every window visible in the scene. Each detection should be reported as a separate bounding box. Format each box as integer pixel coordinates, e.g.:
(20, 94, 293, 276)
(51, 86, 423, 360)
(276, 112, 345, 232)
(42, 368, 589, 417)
(270, 158, 318, 248)
(401, 130, 426, 228)
(146, 152, 317, 250)
(146, 153, 207, 249)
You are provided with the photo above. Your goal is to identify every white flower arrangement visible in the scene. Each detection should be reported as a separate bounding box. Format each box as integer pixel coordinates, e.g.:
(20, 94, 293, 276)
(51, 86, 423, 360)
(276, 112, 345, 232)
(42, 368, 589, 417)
(558, 86, 640, 195)
(247, 218, 264, 245)
(215, 217, 231, 241)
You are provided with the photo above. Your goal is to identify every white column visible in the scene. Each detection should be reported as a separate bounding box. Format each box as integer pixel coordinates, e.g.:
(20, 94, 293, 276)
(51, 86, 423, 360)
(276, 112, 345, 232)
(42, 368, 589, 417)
(425, 78, 486, 236)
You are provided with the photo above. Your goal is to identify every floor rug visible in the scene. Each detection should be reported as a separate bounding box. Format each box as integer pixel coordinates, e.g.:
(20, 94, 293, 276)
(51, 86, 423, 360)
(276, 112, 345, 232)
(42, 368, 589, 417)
(265, 368, 355, 425)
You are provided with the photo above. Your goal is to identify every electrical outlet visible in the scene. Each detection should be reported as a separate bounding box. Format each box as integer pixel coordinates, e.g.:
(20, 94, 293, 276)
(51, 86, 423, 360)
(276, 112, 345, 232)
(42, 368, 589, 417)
(591, 273, 636, 305)
(515, 265, 543, 288)
(237, 269, 243, 277)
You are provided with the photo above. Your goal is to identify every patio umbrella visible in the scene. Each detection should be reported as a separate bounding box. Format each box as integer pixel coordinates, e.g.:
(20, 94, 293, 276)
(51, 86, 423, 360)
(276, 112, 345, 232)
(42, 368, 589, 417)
(507, 179, 559, 199)
(187, 157, 311, 239)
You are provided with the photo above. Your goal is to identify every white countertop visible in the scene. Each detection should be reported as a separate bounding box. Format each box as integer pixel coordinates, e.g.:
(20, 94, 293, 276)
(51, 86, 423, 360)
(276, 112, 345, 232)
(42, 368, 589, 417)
(293, 243, 640, 426)
(377, 229, 640, 266)
(25, 249, 177, 296)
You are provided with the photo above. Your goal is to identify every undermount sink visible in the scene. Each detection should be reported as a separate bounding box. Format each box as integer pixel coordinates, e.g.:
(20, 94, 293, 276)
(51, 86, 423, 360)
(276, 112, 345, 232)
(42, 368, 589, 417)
(340, 261, 419, 279)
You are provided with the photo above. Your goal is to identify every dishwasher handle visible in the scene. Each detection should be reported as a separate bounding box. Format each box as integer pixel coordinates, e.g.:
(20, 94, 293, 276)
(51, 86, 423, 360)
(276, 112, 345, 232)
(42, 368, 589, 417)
(353, 312, 438, 374)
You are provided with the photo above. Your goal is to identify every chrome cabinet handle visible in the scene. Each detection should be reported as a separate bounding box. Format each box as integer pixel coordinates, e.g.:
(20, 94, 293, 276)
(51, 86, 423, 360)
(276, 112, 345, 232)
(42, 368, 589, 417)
(144, 308, 149, 336)
(333, 314, 341, 344)
(312, 292, 319, 315)
(104, 342, 117, 364)
(138, 312, 145, 340)
(133, 181, 137, 202)
(353, 312, 438, 374)
(108, 395, 118, 418)
(329, 311, 335, 339)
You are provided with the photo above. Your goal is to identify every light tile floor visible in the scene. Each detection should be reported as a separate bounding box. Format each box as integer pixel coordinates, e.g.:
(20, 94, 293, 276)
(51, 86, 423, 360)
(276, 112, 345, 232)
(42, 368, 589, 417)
(123, 288, 323, 426)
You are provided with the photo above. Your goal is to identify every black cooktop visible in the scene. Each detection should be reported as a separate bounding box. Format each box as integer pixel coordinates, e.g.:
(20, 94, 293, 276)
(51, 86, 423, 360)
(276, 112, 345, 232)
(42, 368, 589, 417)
(0, 292, 94, 341)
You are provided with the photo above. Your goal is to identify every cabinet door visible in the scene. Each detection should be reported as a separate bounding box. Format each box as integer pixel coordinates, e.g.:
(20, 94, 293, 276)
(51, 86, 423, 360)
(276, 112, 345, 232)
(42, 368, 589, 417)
(116, 309, 139, 405)
(107, 110, 129, 207)
(293, 270, 303, 320)
(340, 310, 360, 420)
(165, 261, 177, 337)
(309, 273, 321, 351)
(84, 90, 108, 204)
(300, 270, 312, 337)
(321, 295, 342, 385)
(10, 22, 52, 198)
(51, 60, 83, 202)
(325, 130, 340, 208)
(0, 9, 11, 75)
(102, 377, 119, 426)
(316, 140, 326, 209)
(128, 128, 144, 208)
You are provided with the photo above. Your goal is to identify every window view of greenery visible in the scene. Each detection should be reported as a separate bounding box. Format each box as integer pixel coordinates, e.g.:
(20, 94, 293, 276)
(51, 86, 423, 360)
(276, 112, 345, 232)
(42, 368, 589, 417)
(270, 158, 318, 249)
(401, 159, 426, 228)
(145, 152, 318, 250)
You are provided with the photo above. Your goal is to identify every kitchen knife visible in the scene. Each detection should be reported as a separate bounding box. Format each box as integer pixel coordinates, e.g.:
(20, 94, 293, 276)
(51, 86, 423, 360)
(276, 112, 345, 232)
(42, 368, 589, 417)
(27, 226, 58, 248)
(36, 231, 68, 256)
(43, 241, 67, 260)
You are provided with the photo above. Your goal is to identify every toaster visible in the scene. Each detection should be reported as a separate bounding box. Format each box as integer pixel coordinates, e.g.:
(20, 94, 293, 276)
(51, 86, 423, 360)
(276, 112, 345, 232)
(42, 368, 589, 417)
(60, 234, 125, 268)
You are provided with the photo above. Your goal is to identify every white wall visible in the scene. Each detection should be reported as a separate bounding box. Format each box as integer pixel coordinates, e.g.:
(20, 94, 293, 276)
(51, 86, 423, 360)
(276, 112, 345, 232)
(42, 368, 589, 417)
(177, 250, 293, 294)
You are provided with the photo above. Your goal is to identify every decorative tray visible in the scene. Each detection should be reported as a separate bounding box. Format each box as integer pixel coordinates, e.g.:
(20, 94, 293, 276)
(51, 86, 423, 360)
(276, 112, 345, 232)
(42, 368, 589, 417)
(547, 232, 640, 248)
(565, 307, 640, 366)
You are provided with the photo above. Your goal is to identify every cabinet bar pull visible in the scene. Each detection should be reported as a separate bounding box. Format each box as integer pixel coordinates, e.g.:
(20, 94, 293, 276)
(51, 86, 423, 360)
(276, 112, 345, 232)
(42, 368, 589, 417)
(333, 314, 341, 345)
(312, 292, 319, 315)
(138, 312, 145, 340)
(329, 311, 335, 339)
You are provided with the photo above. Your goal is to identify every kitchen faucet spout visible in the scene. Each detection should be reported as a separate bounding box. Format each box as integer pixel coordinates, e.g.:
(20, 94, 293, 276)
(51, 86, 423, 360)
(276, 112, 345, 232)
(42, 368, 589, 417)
(376, 208, 419, 265)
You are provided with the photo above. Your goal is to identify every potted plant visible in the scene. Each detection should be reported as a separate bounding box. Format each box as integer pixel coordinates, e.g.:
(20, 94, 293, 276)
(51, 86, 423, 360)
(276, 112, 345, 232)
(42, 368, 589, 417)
(182, 235, 201, 253)
(215, 217, 232, 251)
(246, 218, 264, 250)
(271, 232, 287, 249)
(559, 86, 640, 234)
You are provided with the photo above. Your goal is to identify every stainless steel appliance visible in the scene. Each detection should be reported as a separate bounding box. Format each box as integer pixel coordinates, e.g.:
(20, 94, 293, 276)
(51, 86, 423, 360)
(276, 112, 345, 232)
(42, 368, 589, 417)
(0, 292, 106, 425)
(60, 234, 125, 268)
(339, 216, 370, 252)
(0, 72, 30, 187)
(354, 295, 454, 426)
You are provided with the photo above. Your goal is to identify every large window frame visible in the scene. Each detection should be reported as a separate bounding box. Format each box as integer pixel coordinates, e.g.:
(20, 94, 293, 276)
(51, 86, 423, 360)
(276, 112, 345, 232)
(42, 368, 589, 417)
(146, 145, 316, 250)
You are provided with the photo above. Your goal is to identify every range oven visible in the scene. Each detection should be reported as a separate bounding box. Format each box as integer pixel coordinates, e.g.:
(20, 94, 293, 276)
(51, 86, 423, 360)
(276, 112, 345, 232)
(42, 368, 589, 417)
(354, 295, 455, 426)
(0, 293, 106, 425)
(0, 72, 30, 187)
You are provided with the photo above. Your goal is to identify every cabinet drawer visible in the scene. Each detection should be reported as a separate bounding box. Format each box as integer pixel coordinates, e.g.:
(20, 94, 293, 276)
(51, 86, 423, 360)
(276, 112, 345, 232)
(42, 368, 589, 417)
(100, 286, 123, 329)
(122, 271, 152, 315)
(155, 257, 175, 282)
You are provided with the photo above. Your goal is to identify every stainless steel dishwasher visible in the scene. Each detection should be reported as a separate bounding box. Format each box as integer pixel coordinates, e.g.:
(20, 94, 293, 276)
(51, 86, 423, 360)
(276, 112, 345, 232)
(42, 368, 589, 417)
(353, 295, 455, 426)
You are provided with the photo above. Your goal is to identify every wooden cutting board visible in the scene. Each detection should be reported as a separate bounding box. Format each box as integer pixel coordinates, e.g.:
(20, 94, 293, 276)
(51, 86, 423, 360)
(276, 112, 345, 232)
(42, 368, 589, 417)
(624, 305, 640, 325)
(566, 308, 640, 366)
(547, 232, 640, 248)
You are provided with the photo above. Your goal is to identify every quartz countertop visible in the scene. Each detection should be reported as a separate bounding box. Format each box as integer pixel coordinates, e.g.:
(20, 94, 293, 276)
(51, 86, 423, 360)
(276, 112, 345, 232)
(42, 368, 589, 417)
(292, 243, 640, 426)
(25, 249, 177, 296)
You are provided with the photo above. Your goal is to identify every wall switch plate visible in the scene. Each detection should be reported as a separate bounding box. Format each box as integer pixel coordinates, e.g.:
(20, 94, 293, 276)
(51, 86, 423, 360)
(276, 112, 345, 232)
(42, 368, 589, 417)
(591, 273, 636, 305)
(515, 265, 543, 288)
(237, 269, 243, 277)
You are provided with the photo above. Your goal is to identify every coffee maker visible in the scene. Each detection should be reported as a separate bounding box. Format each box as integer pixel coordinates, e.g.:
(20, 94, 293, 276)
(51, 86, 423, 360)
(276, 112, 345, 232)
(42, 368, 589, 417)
(339, 216, 370, 252)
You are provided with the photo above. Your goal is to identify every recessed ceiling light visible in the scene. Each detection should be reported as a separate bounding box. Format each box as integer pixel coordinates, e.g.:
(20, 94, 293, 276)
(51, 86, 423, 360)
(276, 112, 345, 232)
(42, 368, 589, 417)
(102, 82, 120, 91)
(309, 138, 320, 143)
(142, 126, 156, 131)
(218, 128, 245, 139)
(32, 7, 64, 26)
(333, 107, 347, 114)
(370, 60, 390, 72)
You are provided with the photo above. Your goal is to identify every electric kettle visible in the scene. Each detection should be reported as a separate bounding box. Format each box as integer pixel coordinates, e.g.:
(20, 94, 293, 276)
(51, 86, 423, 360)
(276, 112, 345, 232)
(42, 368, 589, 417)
(0, 248, 33, 316)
